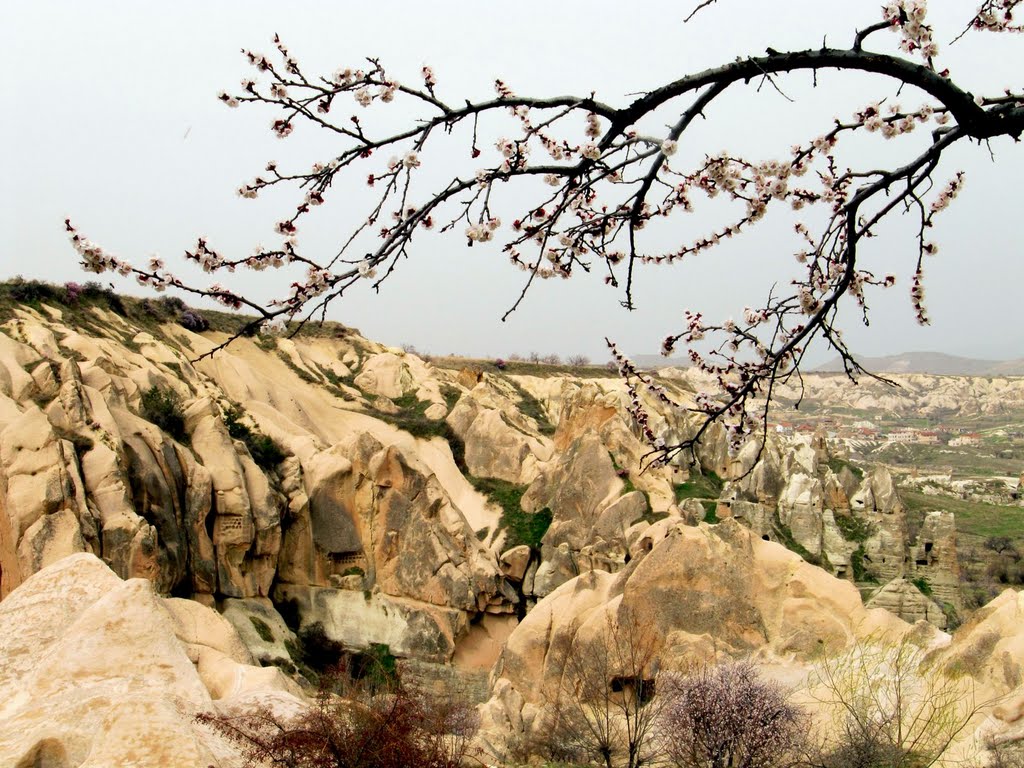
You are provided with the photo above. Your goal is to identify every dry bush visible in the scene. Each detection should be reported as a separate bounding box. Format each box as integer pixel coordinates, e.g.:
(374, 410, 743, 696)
(196, 667, 478, 768)
(809, 635, 982, 768)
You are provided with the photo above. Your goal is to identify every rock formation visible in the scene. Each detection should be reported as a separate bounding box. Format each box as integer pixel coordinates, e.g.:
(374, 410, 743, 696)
(0, 553, 302, 768)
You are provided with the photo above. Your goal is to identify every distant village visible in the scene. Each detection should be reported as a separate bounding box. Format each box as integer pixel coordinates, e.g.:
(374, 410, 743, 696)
(771, 419, 992, 449)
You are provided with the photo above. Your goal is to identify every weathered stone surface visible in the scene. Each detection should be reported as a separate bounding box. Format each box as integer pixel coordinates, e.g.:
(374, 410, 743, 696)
(446, 383, 552, 485)
(0, 553, 301, 768)
(500, 544, 532, 582)
(866, 577, 948, 629)
(354, 352, 415, 399)
(274, 583, 465, 663)
(479, 519, 909, 760)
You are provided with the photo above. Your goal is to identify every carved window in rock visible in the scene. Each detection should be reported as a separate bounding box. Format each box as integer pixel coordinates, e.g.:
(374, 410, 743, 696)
(327, 550, 367, 576)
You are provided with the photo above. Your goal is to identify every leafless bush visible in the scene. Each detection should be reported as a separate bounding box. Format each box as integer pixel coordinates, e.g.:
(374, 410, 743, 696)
(196, 669, 477, 768)
(658, 661, 807, 768)
(547, 610, 663, 768)
(567, 354, 591, 367)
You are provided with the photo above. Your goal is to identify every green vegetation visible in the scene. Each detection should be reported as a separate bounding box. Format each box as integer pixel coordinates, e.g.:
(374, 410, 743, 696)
(911, 576, 933, 596)
(140, 386, 188, 444)
(834, 512, 874, 543)
(340, 565, 365, 578)
(249, 616, 275, 643)
(702, 501, 720, 524)
(901, 489, 1024, 544)
(433, 355, 614, 380)
(469, 476, 552, 549)
(0, 278, 357, 353)
(440, 384, 461, 411)
(276, 350, 319, 384)
(827, 456, 864, 481)
(674, 471, 724, 502)
(375, 394, 453, 440)
(222, 404, 287, 469)
(880, 441, 1022, 477)
(354, 643, 399, 693)
(503, 377, 556, 436)
(850, 545, 878, 583)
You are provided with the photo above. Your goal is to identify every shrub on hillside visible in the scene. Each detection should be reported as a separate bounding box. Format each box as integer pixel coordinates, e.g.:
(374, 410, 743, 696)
(140, 386, 188, 443)
(178, 308, 209, 332)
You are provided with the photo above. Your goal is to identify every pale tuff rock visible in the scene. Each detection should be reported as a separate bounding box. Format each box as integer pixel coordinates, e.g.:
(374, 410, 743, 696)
(354, 351, 417, 400)
(446, 375, 553, 485)
(934, 589, 1024, 762)
(777, 471, 825, 555)
(0, 311, 510, 669)
(0, 553, 302, 768)
(0, 405, 91, 596)
(478, 519, 910, 760)
(866, 577, 948, 629)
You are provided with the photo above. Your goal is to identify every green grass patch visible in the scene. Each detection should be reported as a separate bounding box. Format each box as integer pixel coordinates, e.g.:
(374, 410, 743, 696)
(674, 471, 724, 502)
(833, 512, 874, 543)
(911, 576, 933, 596)
(850, 545, 878, 583)
(901, 489, 1024, 543)
(249, 616, 275, 643)
(501, 377, 555, 436)
(440, 384, 461, 410)
(702, 501, 719, 524)
(469, 476, 551, 549)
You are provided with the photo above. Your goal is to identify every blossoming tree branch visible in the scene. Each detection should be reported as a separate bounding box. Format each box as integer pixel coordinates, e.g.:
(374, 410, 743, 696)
(66, 0, 1023, 464)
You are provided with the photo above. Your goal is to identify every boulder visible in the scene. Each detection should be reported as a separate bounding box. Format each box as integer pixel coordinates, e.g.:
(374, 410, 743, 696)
(0, 553, 302, 767)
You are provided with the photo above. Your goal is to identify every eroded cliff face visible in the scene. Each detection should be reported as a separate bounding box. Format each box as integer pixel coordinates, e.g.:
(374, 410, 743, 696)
(1, 294, 1022, 766)
(0, 296, 964, 668)
(0, 303, 517, 670)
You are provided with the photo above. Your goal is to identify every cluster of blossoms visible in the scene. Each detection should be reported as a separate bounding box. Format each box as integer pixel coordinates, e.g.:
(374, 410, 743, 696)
(66, 220, 128, 275)
(465, 218, 501, 243)
(185, 238, 228, 273)
(357, 258, 377, 278)
(884, 0, 939, 60)
(971, 0, 1023, 32)
(930, 171, 966, 213)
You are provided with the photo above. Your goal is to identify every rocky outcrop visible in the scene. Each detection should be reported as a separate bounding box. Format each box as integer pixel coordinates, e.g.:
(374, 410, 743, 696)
(477, 518, 910, 760)
(866, 577, 948, 629)
(0, 553, 302, 768)
(0, 306, 510, 674)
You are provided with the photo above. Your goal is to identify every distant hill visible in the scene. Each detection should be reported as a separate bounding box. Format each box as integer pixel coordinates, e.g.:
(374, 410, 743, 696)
(814, 351, 1024, 376)
(630, 354, 691, 370)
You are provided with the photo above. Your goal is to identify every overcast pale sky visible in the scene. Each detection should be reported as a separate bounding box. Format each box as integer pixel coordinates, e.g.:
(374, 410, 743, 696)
(2, 1, 1021, 363)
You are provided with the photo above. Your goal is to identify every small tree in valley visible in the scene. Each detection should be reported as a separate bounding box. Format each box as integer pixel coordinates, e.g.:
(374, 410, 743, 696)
(658, 661, 808, 768)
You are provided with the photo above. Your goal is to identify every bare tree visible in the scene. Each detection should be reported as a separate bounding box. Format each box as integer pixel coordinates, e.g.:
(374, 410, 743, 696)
(546, 610, 664, 768)
(66, 1, 1024, 464)
(567, 354, 592, 368)
(658, 661, 808, 768)
(808, 635, 984, 768)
